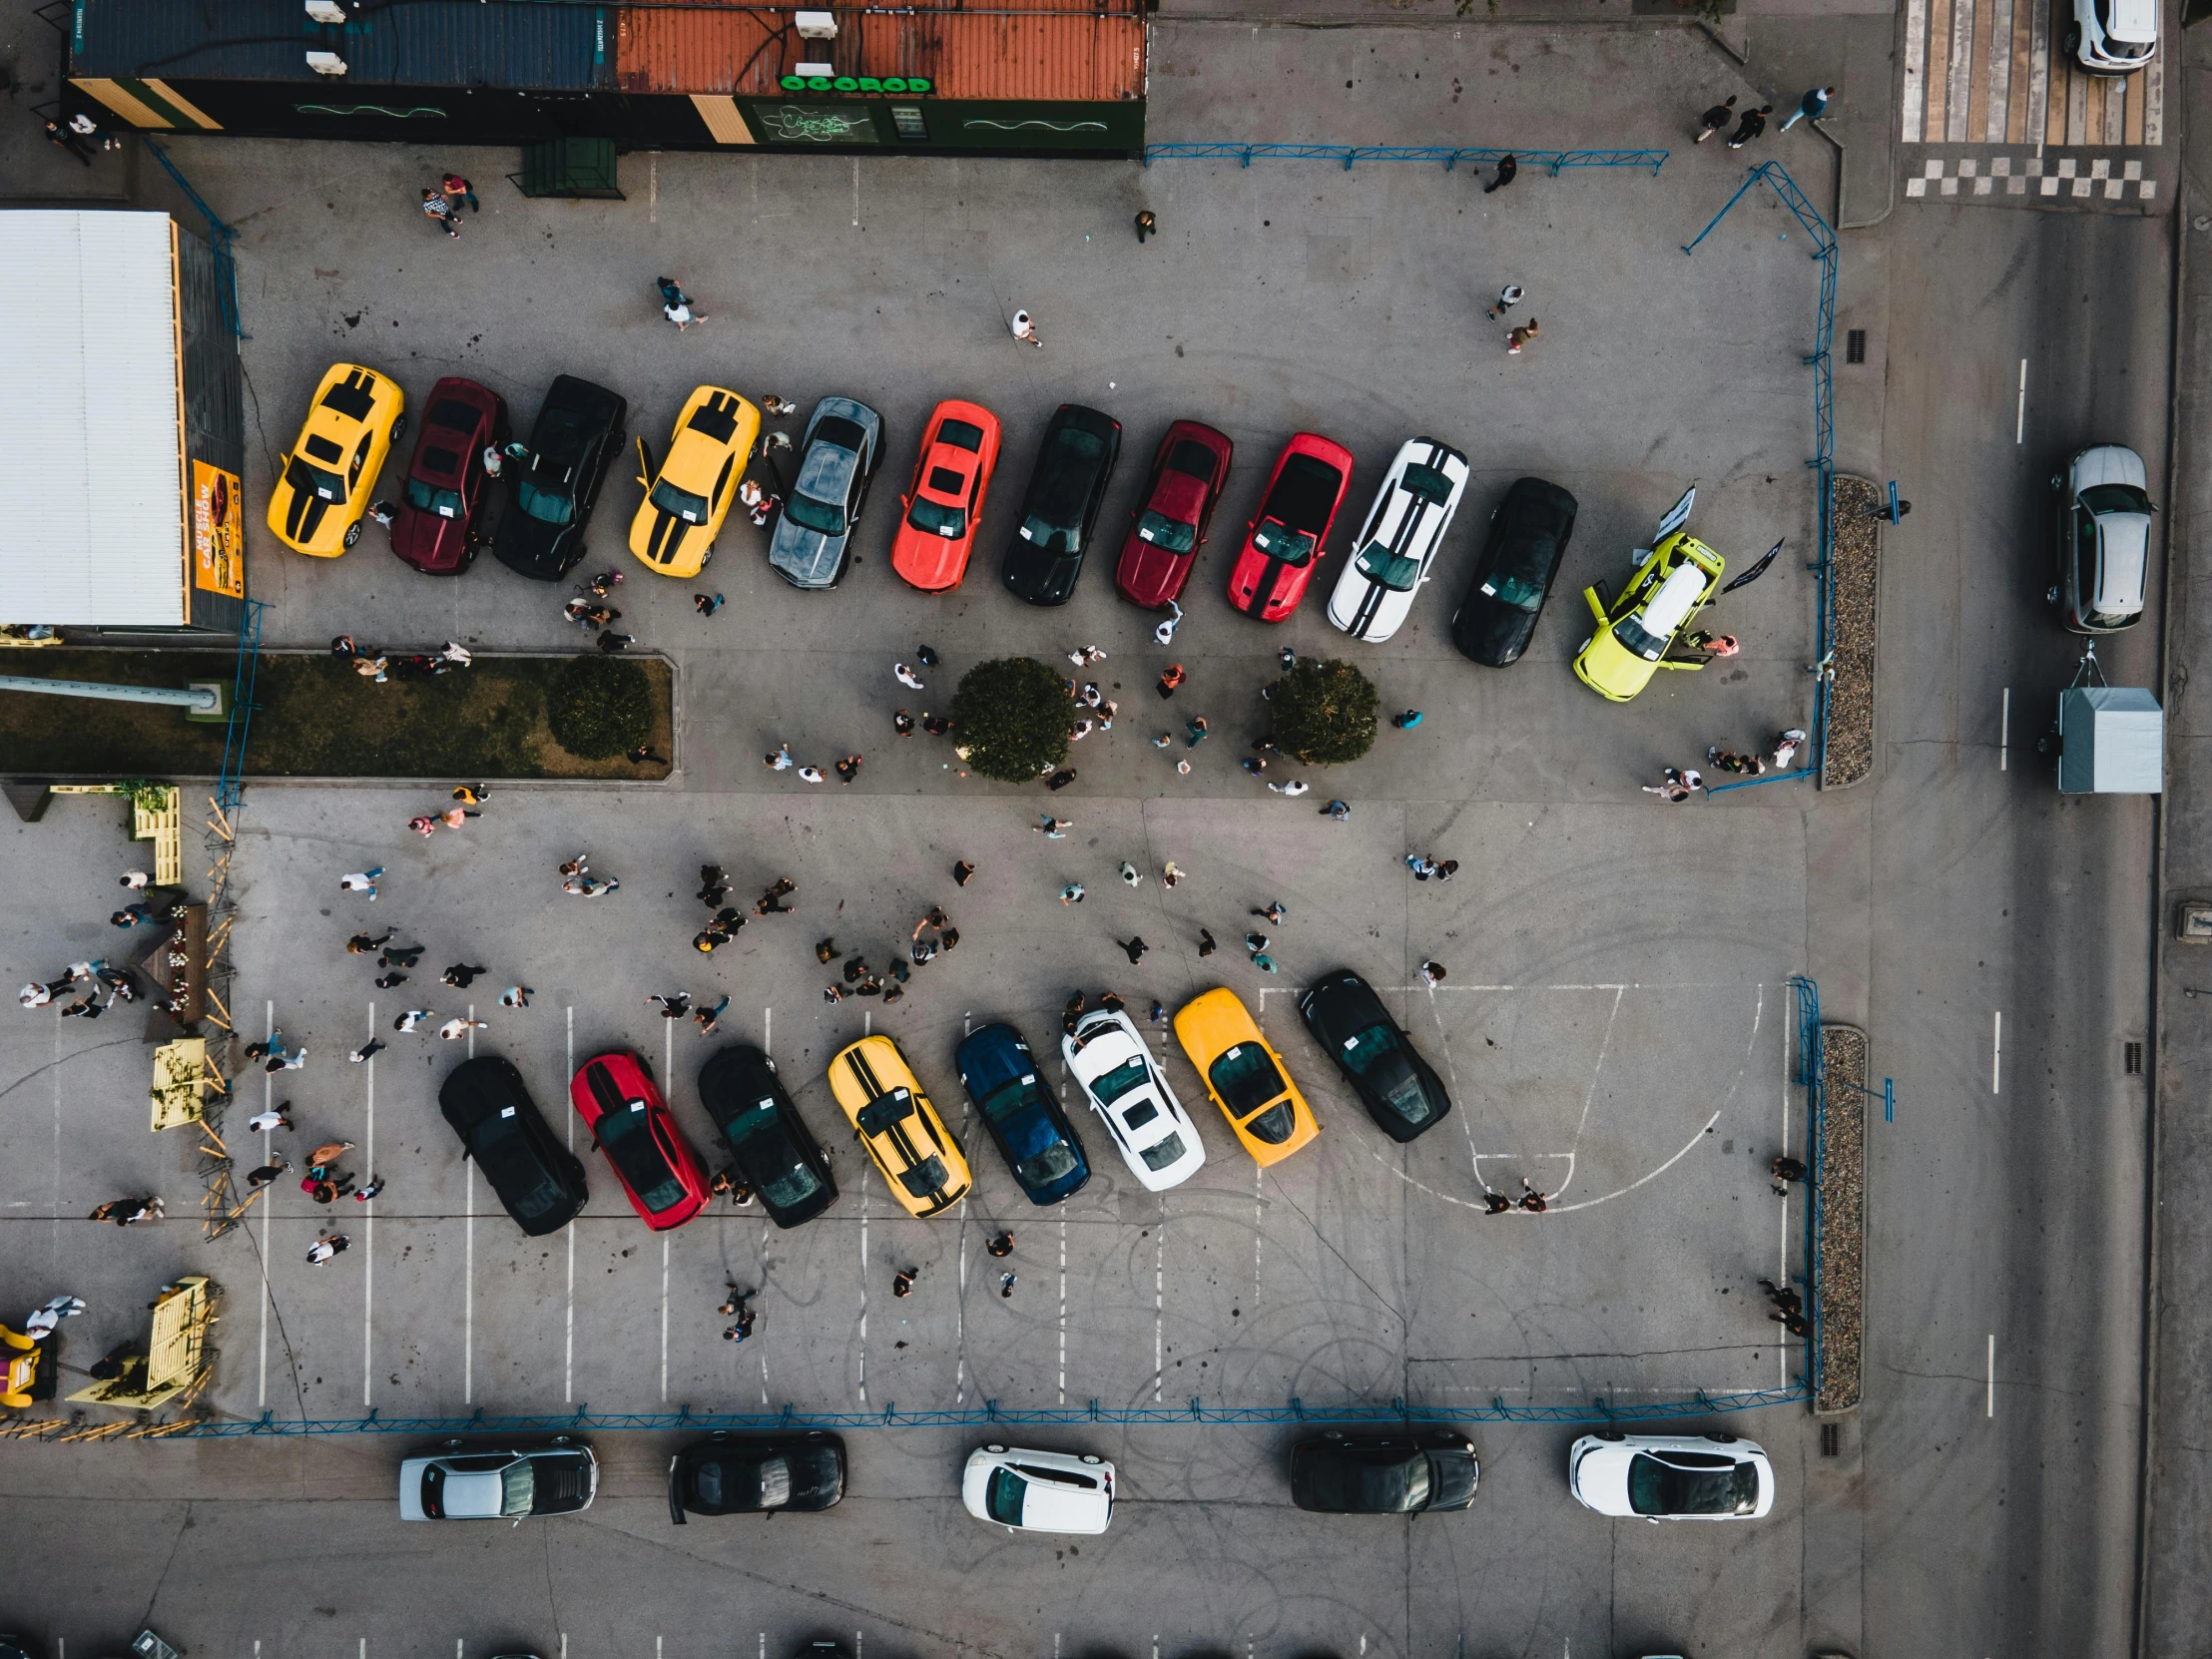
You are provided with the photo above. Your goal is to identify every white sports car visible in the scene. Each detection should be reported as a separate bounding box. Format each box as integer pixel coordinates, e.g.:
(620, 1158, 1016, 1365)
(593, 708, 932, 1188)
(1565, 1431, 1774, 1521)
(1062, 1007, 1207, 1191)
(1325, 437, 1469, 643)
(398, 1441, 598, 1521)
(962, 1443, 1116, 1534)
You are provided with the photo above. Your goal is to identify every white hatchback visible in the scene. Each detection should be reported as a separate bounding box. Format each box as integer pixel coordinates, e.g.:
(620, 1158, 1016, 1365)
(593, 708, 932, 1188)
(1565, 1431, 1774, 1522)
(962, 1443, 1116, 1533)
(2068, 0, 2155, 74)
(1325, 437, 1469, 643)
(1063, 1008, 1207, 1191)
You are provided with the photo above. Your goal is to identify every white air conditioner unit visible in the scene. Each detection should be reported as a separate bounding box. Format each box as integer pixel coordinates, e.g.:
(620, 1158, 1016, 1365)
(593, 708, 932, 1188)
(794, 9, 837, 39)
(305, 49, 348, 74)
(794, 60, 835, 78)
(303, 0, 347, 21)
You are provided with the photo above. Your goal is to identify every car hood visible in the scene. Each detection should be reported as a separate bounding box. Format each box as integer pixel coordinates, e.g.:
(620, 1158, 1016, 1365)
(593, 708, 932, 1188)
(1569, 1440, 1634, 1513)
(495, 509, 576, 581)
(1328, 566, 1416, 641)
(1453, 592, 1539, 665)
(2074, 444, 2148, 491)
(1426, 1447, 1479, 1509)
(393, 502, 469, 572)
(768, 516, 846, 588)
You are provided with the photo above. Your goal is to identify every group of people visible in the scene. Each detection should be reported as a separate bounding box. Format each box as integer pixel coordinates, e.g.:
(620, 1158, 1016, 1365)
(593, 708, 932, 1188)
(417, 173, 478, 237)
(1645, 728, 1807, 800)
(330, 635, 472, 685)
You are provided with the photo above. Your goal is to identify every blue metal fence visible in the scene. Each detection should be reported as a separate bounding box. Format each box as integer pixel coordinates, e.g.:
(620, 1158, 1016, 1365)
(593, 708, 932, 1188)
(1684, 163, 1839, 800)
(215, 599, 265, 817)
(1788, 974, 1825, 1400)
(1141, 142, 1668, 176)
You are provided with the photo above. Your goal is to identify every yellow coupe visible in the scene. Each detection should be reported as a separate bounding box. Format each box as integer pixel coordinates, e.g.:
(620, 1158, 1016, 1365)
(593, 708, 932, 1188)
(828, 1035, 972, 1218)
(629, 386, 761, 579)
(1172, 987, 1319, 1166)
(1571, 531, 1726, 703)
(266, 362, 406, 556)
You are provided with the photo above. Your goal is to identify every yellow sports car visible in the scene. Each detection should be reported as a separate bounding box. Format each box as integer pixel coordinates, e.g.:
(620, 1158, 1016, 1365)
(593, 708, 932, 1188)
(828, 1035, 972, 1218)
(1172, 987, 1319, 1167)
(266, 362, 406, 556)
(0, 1321, 40, 1407)
(1571, 531, 1727, 703)
(629, 386, 761, 579)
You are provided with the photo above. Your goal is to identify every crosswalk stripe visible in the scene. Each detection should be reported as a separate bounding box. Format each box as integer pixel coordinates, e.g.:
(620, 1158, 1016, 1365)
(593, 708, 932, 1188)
(1904, 0, 2159, 147)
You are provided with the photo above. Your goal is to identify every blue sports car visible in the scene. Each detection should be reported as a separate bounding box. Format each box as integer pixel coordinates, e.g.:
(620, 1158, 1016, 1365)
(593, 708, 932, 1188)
(955, 1022, 1091, 1205)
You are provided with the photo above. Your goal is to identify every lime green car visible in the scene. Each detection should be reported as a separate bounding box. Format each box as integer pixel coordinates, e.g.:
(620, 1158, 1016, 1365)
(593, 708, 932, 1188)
(1572, 532, 1726, 703)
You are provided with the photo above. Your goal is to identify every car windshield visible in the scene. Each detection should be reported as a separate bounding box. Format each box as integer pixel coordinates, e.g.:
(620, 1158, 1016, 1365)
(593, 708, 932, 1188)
(1014, 1142, 1081, 1188)
(1210, 1042, 1289, 1118)
(725, 1097, 823, 1211)
(1626, 1452, 1759, 1517)
(473, 1106, 564, 1221)
(1339, 1023, 1399, 1077)
(1401, 461, 1455, 504)
(286, 454, 346, 505)
(938, 418, 985, 452)
(1136, 508, 1197, 553)
(1089, 1057, 1152, 1105)
(2081, 483, 2153, 517)
(985, 1466, 1028, 1525)
(1019, 514, 1076, 555)
(1139, 1130, 1189, 1171)
(651, 478, 711, 524)
(1251, 518, 1317, 566)
(499, 1459, 536, 1517)
(516, 473, 576, 525)
(1354, 544, 1422, 592)
(898, 1155, 951, 1201)
(1479, 570, 1547, 611)
(784, 492, 845, 535)
(907, 495, 966, 538)
(403, 476, 464, 519)
(978, 1076, 1039, 1127)
(1244, 1103, 1296, 1144)
(596, 1100, 685, 1213)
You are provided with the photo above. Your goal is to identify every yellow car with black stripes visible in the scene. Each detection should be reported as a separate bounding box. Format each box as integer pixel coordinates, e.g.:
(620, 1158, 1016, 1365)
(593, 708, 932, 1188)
(828, 1035, 973, 1218)
(266, 362, 406, 556)
(1172, 987, 1320, 1167)
(1571, 531, 1726, 704)
(628, 385, 761, 579)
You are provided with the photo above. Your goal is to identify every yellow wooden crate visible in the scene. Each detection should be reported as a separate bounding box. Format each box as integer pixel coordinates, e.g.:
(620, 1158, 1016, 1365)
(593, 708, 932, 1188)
(133, 787, 183, 886)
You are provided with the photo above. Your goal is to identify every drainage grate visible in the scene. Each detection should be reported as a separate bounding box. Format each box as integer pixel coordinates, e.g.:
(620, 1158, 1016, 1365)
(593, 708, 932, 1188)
(1846, 328, 1867, 363)
(1820, 1421, 1840, 1456)
(2126, 1041, 2144, 1075)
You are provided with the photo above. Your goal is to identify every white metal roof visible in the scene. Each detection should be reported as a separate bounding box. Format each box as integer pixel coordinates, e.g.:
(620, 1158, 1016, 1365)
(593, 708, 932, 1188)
(0, 211, 186, 625)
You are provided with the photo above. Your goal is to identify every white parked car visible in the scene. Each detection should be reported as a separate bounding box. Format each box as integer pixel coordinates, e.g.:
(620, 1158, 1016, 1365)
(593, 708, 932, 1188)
(1325, 437, 1469, 643)
(2049, 443, 2153, 635)
(1063, 1007, 1207, 1191)
(2067, 0, 2155, 74)
(962, 1443, 1116, 1534)
(1565, 1432, 1773, 1521)
(398, 1441, 598, 1521)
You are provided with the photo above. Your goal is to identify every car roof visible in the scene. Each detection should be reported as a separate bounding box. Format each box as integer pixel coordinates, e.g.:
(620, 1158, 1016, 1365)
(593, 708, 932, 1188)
(2094, 512, 2151, 613)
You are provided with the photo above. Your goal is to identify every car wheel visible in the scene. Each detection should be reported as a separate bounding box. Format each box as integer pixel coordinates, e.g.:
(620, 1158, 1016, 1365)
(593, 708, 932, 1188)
(1080, 1453, 1103, 1465)
(701, 546, 713, 568)
(442, 1436, 465, 1449)
(392, 412, 409, 442)
(2050, 472, 2065, 491)
(1702, 1431, 1738, 1443)
(552, 1433, 573, 1445)
(2063, 20, 2082, 57)
(1577, 636, 1592, 653)
(985, 1442, 1007, 1454)
(1595, 1429, 1626, 1442)
(343, 519, 363, 549)
(2046, 585, 2060, 605)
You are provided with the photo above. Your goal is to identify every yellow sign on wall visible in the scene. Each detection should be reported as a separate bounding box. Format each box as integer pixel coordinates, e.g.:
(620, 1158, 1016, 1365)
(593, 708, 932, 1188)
(191, 461, 244, 597)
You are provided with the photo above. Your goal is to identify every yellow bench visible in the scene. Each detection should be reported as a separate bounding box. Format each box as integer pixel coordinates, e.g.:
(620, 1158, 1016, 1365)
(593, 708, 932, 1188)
(132, 787, 183, 886)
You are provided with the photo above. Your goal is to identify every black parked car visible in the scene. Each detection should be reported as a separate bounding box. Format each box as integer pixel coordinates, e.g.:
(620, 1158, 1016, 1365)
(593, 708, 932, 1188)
(698, 1044, 838, 1229)
(1449, 476, 1579, 666)
(1001, 404, 1121, 605)
(1289, 1428, 1479, 1513)
(668, 1431, 846, 1521)
(494, 374, 628, 580)
(438, 1056, 590, 1236)
(1296, 970, 1451, 1142)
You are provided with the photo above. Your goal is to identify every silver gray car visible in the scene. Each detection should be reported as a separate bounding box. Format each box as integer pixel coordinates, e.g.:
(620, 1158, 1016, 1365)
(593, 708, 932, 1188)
(768, 396, 882, 588)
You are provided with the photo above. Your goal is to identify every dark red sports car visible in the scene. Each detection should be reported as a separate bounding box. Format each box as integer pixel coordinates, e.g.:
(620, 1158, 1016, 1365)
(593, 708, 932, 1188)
(570, 1048, 710, 1231)
(1226, 433, 1354, 622)
(391, 377, 507, 575)
(1114, 420, 1234, 610)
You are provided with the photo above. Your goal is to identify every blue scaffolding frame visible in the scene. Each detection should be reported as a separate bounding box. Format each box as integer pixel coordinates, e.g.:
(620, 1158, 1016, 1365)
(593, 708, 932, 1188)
(1683, 163, 1839, 801)
(1141, 142, 1668, 176)
(143, 138, 246, 340)
(215, 599, 265, 817)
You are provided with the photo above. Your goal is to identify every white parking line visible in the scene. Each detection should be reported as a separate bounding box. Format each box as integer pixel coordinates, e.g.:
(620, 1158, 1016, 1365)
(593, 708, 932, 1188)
(857, 1161, 869, 1406)
(1253, 1163, 1264, 1304)
(259, 997, 273, 1409)
(2015, 358, 2028, 443)
(1154, 1195, 1166, 1401)
(1779, 1002, 1791, 1390)
(1058, 1214, 1068, 1405)
(661, 1231, 672, 1401)
(2000, 687, 2010, 771)
(364, 1001, 376, 1407)
(1987, 1332, 1995, 1416)
(565, 1005, 575, 1402)
(764, 1005, 772, 1059)
(1993, 1010, 2002, 1093)
(463, 1147, 475, 1405)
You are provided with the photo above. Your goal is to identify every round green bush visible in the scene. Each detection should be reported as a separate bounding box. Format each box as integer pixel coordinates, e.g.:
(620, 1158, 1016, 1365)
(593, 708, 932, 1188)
(948, 657, 1072, 784)
(1268, 658, 1380, 766)
(547, 655, 653, 760)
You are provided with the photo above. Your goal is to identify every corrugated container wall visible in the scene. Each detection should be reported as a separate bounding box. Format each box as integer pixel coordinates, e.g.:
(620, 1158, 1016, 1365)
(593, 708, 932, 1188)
(614, 5, 1143, 101)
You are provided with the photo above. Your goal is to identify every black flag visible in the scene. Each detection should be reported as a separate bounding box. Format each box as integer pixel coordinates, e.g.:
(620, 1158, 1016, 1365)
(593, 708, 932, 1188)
(1722, 538, 1784, 595)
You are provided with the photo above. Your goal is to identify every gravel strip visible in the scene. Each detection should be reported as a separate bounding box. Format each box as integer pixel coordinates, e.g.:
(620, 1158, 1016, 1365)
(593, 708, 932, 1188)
(1824, 476, 1881, 790)
(1816, 1023, 1867, 1413)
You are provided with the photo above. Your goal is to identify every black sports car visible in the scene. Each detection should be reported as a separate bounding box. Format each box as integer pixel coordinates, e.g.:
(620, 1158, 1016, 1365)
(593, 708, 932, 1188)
(1001, 404, 1121, 606)
(669, 1431, 846, 1521)
(1449, 476, 1579, 666)
(1296, 970, 1452, 1142)
(495, 374, 628, 581)
(1289, 1428, 1479, 1513)
(438, 1055, 589, 1236)
(698, 1044, 838, 1228)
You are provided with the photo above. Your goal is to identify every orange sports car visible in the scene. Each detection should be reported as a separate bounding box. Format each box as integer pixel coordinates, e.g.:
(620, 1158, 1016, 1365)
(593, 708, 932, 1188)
(891, 399, 1002, 592)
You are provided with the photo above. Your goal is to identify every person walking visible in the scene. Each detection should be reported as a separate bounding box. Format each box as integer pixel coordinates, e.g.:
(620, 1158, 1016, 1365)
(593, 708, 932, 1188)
(1726, 104, 1773, 148)
(1418, 960, 1446, 988)
(1392, 709, 1424, 730)
(657, 276, 704, 328)
(437, 1016, 488, 1041)
(1061, 883, 1087, 905)
(1482, 154, 1517, 194)
(1322, 799, 1352, 822)
(1771, 727, 1808, 770)
(1778, 86, 1833, 131)
(1758, 1277, 1803, 1316)
(394, 1008, 434, 1033)
(498, 985, 533, 1009)
(1120, 936, 1148, 965)
(440, 172, 479, 212)
(893, 709, 915, 737)
(1162, 860, 1186, 888)
(347, 1038, 386, 1064)
(1771, 1154, 1808, 1194)
(1483, 1190, 1513, 1215)
(1134, 210, 1157, 243)
(339, 867, 384, 899)
(694, 994, 730, 1035)
(1708, 747, 1765, 777)
(1010, 309, 1043, 348)
(1047, 769, 1078, 792)
(1198, 927, 1218, 957)
(954, 859, 976, 886)
(306, 1232, 350, 1265)
(1406, 854, 1437, 879)
(1185, 716, 1210, 747)
(1255, 901, 1288, 926)
(694, 593, 724, 617)
(891, 1268, 917, 1299)
(421, 188, 460, 237)
(766, 743, 795, 772)
(246, 1160, 289, 1192)
(1693, 94, 1737, 142)
(894, 662, 925, 690)
(247, 1103, 292, 1135)
(1154, 600, 1185, 646)
(1118, 860, 1143, 887)
(798, 766, 827, 785)
(1486, 285, 1524, 321)
(1772, 1309, 1812, 1338)
(1000, 1272, 1018, 1299)
(1506, 319, 1541, 355)
(1157, 664, 1186, 699)
(834, 755, 863, 785)
(985, 1231, 1016, 1258)
(1268, 780, 1310, 797)
(441, 963, 488, 988)
(1518, 1179, 1549, 1214)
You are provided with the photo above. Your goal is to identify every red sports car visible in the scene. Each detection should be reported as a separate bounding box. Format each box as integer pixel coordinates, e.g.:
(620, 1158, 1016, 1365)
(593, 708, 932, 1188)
(1114, 420, 1234, 610)
(1226, 433, 1354, 622)
(891, 399, 1002, 592)
(391, 377, 507, 575)
(570, 1049, 709, 1231)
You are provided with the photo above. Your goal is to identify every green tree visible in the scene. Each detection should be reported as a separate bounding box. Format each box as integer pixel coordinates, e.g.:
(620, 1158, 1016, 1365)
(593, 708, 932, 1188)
(1268, 658, 1379, 766)
(949, 657, 1072, 783)
(546, 655, 653, 760)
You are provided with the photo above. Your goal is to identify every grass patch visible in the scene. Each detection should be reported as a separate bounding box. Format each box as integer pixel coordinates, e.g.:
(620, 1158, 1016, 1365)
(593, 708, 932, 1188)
(0, 651, 674, 780)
